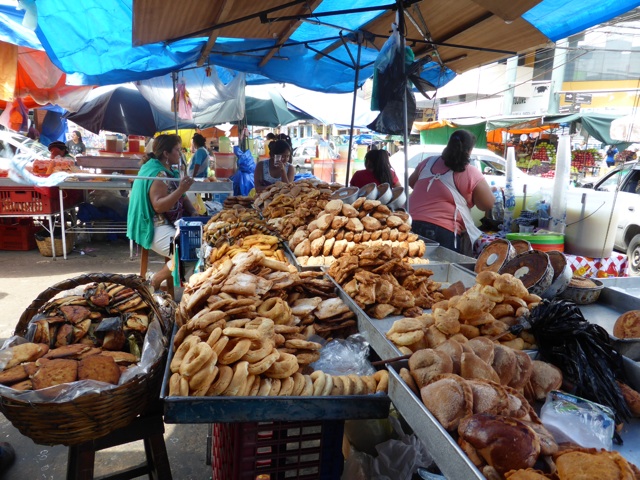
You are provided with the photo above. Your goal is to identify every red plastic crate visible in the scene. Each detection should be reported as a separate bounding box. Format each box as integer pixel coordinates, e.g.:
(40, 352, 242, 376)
(0, 187, 83, 215)
(212, 421, 344, 480)
(0, 186, 60, 214)
(0, 219, 39, 250)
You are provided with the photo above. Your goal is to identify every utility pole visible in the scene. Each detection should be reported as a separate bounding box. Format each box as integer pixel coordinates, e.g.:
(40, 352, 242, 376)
(547, 40, 568, 114)
(502, 56, 519, 116)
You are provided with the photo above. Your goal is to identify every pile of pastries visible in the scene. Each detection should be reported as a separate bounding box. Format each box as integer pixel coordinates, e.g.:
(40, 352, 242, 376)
(386, 271, 541, 352)
(171, 245, 386, 397)
(253, 179, 341, 238)
(0, 281, 159, 391)
(326, 243, 444, 319)
(289, 197, 426, 267)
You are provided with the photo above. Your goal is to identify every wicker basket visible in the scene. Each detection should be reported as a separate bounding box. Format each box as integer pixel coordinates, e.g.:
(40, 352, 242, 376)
(34, 230, 75, 257)
(0, 273, 173, 446)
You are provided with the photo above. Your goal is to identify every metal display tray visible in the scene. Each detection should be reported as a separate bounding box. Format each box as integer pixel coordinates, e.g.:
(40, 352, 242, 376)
(388, 357, 640, 479)
(579, 286, 640, 360)
(423, 244, 476, 268)
(330, 263, 477, 361)
(161, 316, 391, 423)
(599, 276, 640, 298)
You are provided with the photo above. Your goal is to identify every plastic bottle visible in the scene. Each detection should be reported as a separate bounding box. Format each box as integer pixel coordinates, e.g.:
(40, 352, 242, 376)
(490, 181, 505, 222)
(537, 200, 550, 229)
(219, 136, 231, 154)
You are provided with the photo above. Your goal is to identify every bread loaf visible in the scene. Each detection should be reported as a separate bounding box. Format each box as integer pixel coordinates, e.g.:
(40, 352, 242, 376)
(613, 310, 640, 339)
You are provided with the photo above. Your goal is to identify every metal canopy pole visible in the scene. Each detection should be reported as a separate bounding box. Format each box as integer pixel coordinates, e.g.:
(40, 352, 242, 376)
(345, 34, 363, 186)
(397, 0, 409, 209)
(172, 71, 179, 134)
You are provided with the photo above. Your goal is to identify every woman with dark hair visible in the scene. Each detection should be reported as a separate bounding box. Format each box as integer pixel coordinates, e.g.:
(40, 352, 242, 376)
(127, 134, 196, 290)
(66, 130, 86, 156)
(350, 149, 401, 188)
(187, 133, 210, 178)
(48, 141, 74, 159)
(408, 130, 494, 255)
(254, 138, 295, 193)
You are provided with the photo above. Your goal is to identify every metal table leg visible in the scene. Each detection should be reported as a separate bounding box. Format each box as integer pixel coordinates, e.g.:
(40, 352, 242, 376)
(48, 214, 56, 260)
(59, 188, 67, 260)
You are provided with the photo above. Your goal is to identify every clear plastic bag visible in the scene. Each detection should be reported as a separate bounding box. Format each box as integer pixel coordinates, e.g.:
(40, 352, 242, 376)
(342, 415, 433, 480)
(540, 390, 615, 450)
(310, 333, 375, 376)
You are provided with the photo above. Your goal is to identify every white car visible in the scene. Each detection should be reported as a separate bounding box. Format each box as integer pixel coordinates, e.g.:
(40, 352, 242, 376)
(390, 144, 555, 224)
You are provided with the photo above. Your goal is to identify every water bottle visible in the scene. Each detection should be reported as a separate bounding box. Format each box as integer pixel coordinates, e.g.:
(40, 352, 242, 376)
(490, 181, 504, 222)
(537, 200, 550, 229)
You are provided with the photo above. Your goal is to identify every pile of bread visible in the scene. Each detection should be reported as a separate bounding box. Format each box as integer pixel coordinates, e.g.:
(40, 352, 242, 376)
(0, 342, 137, 390)
(183, 246, 358, 340)
(253, 179, 341, 238)
(386, 271, 540, 352)
(169, 316, 388, 397)
(326, 244, 444, 319)
(222, 195, 254, 209)
(205, 204, 262, 227)
(172, 244, 387, 397)
(400, 335, 640, 478)
(207, 233, 288, 265)
(0, 281, 157, 392)
(289, 197, 426, 267)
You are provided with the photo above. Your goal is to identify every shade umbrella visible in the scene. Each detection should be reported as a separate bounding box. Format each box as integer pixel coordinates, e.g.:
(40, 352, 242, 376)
(611, 114, 640, 143)
(244, 91, 313, 127)
(64, 86, 196, 136)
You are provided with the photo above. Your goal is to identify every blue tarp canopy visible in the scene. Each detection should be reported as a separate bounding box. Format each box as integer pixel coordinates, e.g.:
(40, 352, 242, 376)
(20, 0, 637, 94)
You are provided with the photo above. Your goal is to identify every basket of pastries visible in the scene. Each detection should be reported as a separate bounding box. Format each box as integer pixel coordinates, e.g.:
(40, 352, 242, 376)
(0, 273, 174, 445)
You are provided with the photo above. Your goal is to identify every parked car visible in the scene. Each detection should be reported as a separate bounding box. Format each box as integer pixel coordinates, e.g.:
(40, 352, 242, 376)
(391, 144, 553, 190)
(585, 161, 640, 274)
(390, 144, 555, 226)
(291, 144, 339, 173)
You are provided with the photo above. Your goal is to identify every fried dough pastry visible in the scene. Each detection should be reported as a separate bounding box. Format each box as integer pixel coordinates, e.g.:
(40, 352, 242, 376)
(31, 358, 78, 389)
(420, 374, 473, 431)
(504, 469, 551, 479)
(78, 354, 121, 384)
(554, 448, 636, 480)
(409, 349, 453, 388)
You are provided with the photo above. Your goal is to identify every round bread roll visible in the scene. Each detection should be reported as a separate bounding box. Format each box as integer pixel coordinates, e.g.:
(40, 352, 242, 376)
(568, 276, 597, 288)
(613, 310, 640, 339)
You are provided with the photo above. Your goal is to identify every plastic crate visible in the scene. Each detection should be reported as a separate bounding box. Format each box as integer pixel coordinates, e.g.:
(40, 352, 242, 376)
(178, 216, 210, 261)
(0, 186, 61, 214)
(210, 192, 231, 204)
(211, 420, 344, 480)
(0, 219, 39, 251)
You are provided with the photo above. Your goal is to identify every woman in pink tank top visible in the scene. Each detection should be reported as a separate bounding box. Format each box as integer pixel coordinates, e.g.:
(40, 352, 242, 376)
(407, 130, 494, 255)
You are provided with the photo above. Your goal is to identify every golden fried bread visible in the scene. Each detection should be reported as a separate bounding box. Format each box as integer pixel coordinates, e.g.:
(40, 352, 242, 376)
(6, 342, 49, 368)
(44, 344, 92, 360)
(420, 374, 472, 431)
(78, 355, 121, 384)
(504, 469, 551, 479)
(613, 310, 640, 339)
(31, 358, 78, 389)
(0, 364, 29, 385)
(554, 449, 635, 480)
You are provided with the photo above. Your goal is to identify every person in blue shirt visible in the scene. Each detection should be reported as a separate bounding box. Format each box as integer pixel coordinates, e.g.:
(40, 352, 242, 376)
(187, 133, 210, 178)
(606, 145, 618, 167)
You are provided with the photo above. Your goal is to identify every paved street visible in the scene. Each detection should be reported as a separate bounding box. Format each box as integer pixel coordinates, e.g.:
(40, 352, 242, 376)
(0, 239, 212, 479)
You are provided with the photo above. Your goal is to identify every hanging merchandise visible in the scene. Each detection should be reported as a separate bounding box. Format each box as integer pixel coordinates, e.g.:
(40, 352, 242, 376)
(177, 80, 193, 120)
(367, 25, 418, 135)
(171, 79, 193, 120)
(230, 145, 255, 196)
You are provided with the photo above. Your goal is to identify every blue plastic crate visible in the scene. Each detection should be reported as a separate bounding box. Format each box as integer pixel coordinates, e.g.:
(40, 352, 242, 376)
(178, 216, 210, 261)
(211, 192, 231, 204)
